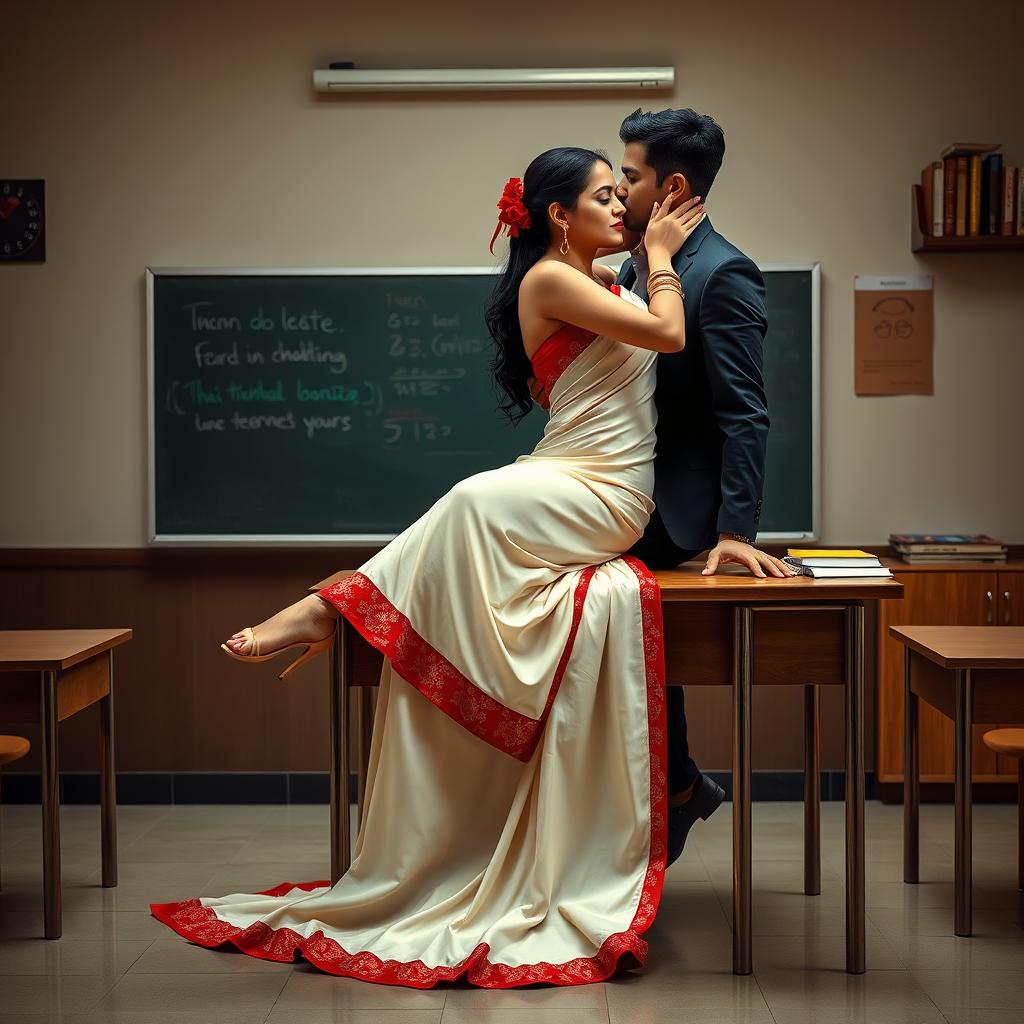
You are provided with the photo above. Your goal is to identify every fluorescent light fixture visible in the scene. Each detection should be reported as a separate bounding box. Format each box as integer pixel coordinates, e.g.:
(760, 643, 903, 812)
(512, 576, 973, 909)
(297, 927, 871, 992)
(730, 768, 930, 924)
(313, 66, 674, 93)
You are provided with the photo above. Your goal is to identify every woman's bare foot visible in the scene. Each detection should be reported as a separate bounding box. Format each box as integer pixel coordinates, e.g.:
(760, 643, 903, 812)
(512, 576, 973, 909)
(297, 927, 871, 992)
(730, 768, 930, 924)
(223, 595, 338, 657)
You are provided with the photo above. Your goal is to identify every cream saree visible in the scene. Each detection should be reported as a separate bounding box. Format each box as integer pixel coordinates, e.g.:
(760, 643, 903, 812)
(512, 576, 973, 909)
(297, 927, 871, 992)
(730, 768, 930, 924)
(152, 285, 669, 987)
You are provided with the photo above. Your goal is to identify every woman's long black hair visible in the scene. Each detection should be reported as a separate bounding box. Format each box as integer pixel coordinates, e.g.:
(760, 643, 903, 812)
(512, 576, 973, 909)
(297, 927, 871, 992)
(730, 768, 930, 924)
(485, 147, 612, 422)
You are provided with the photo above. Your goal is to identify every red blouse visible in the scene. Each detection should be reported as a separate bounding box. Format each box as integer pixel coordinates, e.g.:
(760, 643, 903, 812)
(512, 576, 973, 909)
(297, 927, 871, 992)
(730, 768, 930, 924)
(529, 284, 621, 395)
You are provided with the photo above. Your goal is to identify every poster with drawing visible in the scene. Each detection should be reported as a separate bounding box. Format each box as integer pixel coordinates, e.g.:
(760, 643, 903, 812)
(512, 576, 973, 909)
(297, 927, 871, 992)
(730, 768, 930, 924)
(854, 275, 933, 395)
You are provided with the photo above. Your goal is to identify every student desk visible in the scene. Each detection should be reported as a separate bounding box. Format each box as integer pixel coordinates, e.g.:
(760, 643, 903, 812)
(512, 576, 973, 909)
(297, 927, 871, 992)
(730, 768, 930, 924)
(890, 625, 1024, 937)
(0, 629, 131, 939)
(311, 565, 903, 975)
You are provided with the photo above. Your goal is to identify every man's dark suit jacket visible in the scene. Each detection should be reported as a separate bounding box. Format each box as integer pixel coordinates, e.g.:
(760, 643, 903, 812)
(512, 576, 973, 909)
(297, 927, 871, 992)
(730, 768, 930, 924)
(617, 216, 769, 552)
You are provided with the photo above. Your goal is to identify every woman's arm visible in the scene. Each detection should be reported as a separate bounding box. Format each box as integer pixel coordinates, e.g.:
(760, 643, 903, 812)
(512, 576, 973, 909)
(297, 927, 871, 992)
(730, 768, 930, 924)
(522, 196, 705, 354)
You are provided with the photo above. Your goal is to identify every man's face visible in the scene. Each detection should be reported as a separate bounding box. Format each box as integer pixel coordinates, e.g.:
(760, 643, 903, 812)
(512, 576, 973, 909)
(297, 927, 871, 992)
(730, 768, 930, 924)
(616, 142, 688, 234)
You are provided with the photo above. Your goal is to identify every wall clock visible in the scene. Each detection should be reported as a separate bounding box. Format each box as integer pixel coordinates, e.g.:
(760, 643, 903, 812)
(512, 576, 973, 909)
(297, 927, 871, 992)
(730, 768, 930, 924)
(0, 179, 45, 262)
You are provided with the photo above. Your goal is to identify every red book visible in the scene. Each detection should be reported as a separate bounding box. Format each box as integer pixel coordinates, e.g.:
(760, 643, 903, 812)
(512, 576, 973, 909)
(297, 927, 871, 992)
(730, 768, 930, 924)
(1001, 166, 1016, 236)
(942, 156, 957, 235)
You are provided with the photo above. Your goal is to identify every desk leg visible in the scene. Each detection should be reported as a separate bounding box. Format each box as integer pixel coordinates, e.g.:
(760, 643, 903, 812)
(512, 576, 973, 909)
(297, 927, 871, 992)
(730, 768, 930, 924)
(845, 604, 865, 974)
(804, 684, 821, 896)
(903, 645, 919, 884)
(40, 670, 61, 939)
(954, 667, 973, 937)
(732, 606, 753, 976)
(330, 617, 351, 885)
(100, 650, 118, 888)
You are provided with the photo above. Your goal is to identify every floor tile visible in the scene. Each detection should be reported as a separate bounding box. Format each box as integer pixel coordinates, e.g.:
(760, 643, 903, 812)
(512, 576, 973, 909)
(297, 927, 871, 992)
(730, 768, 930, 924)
(441, 1009, 609, 1024)
(0, 974, 115, 1013)
(88, 972, 290, 1013)
(271, 968, 446, 1010)
(913, 968, 1024, 1011)
(0, 936, 153, 976)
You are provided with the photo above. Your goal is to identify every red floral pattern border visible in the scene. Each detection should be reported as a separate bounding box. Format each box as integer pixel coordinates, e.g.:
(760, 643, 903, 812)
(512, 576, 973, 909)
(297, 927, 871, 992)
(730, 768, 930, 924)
(317, 567, 594, 762)
(150, 555, 666, 988)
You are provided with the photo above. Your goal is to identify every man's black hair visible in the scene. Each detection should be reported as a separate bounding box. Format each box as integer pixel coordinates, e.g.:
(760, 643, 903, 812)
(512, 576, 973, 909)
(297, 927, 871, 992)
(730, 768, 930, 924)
(619, 107, 725, 198)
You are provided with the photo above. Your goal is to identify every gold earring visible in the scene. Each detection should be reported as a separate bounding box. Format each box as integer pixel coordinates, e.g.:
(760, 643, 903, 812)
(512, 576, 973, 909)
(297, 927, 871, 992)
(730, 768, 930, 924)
(559, 223, 570, 256)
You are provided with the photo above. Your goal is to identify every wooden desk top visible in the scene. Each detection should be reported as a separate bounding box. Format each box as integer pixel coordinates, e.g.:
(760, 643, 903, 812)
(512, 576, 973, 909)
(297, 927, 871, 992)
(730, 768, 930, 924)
(888, 625, 1024, 669)
(0, 629, 133, 671)
(312, 562, 903, 603)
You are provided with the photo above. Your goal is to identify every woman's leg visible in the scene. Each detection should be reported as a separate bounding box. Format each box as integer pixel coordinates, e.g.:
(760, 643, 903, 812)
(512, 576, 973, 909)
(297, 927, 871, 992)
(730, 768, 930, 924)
(223, 594, 338, 656)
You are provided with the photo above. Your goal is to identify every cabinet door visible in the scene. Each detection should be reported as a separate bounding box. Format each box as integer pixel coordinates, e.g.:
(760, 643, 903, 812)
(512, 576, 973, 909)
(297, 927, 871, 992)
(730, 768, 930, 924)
(997, 571, 1024, 626)
(877, 570, 1000, 782)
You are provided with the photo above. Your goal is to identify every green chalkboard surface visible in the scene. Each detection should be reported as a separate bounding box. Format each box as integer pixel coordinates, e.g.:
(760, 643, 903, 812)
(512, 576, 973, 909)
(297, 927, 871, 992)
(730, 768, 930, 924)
(147, 266, 818, 542)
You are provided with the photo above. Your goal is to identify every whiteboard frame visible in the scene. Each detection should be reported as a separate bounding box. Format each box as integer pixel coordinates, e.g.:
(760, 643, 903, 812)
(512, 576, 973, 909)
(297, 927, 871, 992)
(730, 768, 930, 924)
(146, 263, 820, 546)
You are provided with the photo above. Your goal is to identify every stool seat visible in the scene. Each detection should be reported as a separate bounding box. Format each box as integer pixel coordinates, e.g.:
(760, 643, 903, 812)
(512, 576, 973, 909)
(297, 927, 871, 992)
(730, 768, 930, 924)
(0, 736, 30, 766)
(982, 729, 1024, 758)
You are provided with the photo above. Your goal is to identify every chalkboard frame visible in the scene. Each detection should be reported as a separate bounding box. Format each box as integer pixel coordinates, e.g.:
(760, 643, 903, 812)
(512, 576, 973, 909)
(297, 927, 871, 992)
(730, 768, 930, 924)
(146, 264, 820, 545)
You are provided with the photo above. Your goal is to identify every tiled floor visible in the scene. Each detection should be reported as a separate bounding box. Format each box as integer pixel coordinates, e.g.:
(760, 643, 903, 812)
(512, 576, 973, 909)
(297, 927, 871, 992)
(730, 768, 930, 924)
(1, 800, 1022, 1023)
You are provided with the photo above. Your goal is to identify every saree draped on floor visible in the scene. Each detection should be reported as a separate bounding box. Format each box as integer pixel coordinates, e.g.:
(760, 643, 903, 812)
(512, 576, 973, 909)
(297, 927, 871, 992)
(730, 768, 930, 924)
(151, 285, 669, 987)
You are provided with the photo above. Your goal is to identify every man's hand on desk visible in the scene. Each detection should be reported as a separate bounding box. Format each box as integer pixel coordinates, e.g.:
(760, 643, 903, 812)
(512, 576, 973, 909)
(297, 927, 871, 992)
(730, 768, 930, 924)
(702, 534, 799, 578)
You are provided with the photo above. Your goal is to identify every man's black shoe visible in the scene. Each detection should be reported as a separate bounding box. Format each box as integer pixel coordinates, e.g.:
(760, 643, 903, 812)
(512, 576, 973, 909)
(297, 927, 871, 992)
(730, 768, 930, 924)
(665, 774, 726, 867)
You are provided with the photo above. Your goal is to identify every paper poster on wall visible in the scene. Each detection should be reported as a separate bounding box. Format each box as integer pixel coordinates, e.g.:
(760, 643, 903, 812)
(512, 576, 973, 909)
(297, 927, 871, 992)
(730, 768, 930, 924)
(854, 275, 933, 395)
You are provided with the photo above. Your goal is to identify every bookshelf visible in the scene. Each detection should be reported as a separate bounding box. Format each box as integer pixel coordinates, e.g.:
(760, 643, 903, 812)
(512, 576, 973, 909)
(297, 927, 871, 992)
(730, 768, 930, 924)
(911, 184, 1024, 252)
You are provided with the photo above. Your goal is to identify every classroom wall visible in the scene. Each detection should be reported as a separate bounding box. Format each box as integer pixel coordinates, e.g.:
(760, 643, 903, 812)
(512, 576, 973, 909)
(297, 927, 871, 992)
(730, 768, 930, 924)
(2, 0, 1022, 548)
(1, 1, 1021, 777)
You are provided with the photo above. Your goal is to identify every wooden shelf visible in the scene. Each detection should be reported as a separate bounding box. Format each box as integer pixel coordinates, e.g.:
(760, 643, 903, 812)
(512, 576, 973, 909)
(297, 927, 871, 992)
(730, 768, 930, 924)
(911, 184, 1024, 252)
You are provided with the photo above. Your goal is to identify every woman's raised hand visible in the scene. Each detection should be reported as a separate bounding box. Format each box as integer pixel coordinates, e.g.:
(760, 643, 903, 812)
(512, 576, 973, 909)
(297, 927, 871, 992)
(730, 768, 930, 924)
(643, 192, 706, 259)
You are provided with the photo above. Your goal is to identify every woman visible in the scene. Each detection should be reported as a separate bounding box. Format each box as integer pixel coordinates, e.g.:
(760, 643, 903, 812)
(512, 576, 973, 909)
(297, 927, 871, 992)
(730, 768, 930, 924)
(151, 147, 706, 987)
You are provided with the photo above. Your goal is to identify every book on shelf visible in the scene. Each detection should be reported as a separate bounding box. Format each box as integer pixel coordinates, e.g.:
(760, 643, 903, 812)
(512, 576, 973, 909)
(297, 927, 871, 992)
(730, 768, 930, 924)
(1018, 168, 1024, 236)
(783, 548, 893, 578)
(969, 154, 982, 235)
(918, 144, 1022, 238)
(956, 156, 968, 235)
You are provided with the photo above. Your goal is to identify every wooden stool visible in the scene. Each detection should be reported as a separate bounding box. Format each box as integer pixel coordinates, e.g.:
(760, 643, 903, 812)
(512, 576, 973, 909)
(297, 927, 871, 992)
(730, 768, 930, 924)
(981, 728, 1024, 892)
(0, 735, 31, 892)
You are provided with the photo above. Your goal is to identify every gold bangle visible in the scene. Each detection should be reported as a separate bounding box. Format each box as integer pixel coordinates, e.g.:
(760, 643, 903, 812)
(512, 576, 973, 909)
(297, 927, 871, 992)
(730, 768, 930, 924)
(648, 277, 683, 293)
(647, 271, 680, 287)
(649, 284, 683, 300)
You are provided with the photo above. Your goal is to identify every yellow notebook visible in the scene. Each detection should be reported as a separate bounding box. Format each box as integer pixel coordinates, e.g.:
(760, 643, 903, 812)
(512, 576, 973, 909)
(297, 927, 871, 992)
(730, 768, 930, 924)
(786, 548, 875, 558)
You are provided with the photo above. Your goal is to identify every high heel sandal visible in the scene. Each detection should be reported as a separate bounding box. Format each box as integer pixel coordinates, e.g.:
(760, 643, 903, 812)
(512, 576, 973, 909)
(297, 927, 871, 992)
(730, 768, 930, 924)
(220, 627, 334, 680)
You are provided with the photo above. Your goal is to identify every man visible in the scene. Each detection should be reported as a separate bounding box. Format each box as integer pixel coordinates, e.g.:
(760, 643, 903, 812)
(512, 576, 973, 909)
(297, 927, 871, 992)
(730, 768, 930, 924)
(616, 107, 797, 866)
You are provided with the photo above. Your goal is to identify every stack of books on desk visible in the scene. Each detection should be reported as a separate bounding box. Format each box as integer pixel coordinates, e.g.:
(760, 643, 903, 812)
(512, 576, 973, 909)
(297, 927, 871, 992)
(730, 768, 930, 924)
(782, 549, 894, 578)
(889, 533, 1008, 564)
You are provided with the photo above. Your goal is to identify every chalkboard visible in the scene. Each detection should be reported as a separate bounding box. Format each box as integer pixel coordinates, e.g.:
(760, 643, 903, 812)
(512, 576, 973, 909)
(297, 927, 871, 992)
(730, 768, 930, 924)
(147, 265, 819, 542)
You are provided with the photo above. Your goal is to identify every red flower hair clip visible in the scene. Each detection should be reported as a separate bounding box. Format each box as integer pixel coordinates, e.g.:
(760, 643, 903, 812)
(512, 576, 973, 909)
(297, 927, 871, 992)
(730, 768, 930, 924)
(489, 177, 532, 254)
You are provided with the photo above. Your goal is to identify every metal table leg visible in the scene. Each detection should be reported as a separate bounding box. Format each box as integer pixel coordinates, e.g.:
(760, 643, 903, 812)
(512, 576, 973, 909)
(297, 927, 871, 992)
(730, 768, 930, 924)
(954, 667, 973, 936)
(903, 645, 919, 884)
(329, 618, 351, 884)
(845, 603, 865, 974)
(732, 606, 753, 975)
(40, 670, 61, 939)
(804, 683, 821, 895)
(100, 651, 118, 888)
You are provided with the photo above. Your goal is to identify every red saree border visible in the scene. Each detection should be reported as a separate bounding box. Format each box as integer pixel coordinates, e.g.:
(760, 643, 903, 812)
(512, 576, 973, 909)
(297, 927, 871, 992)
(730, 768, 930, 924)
(317, 567, 595, 763)
(149, 556, 667, 988)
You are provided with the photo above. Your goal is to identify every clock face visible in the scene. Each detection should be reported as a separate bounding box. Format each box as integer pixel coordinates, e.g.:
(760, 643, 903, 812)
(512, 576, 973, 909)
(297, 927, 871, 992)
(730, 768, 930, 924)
(0, 179, 45, 262)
